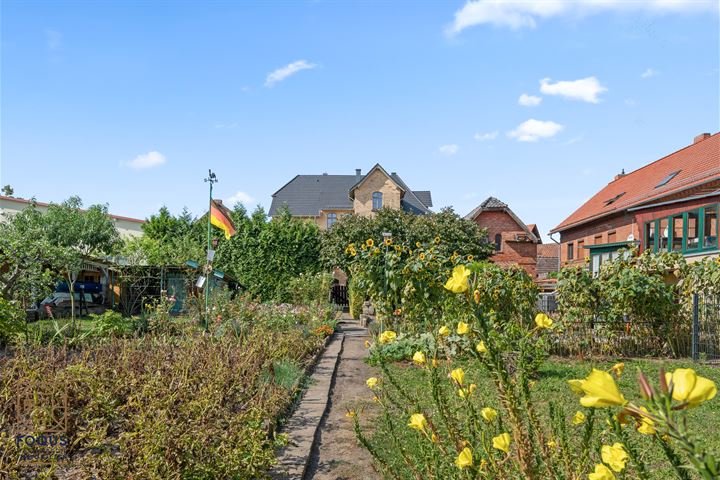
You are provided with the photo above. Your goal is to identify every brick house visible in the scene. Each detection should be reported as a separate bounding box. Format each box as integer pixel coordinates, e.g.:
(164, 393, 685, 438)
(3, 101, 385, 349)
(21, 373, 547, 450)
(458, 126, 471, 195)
(268, 164, 432, 229)
(465, 197, 554, 284)
(550, 132, 719, 275)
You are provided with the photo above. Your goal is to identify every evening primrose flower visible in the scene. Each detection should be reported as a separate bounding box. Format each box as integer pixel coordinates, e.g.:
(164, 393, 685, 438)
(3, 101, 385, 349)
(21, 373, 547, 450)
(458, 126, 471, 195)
(476, 341, 487, 353)
(438, 326, 451, 337)
(450, 368, 465, 386)
(572, 369, 627, 408)
(568, 379, 584, 394)
(546, 440, 557, 448)
(637, 407, 656, 435)
(601, 443, 628, 472)
(346, 410, 356, 418)
(534, 312, 553, 329)
(473, 290, 480, 303)
(492, 432, 511, 453)
(408, 413, 427, 431)
(610, 362, 625, 377)
(456, 321, 470, 335)
(588, 464, 616, 480)
(412, 351, 426, 365)
(366, 377, 378, 389)
(572, 411, 586, 425)
(481, 407, 497, 422)
(665, 368, 717, 408)
(378, 330, 397, 344)
(454, 447, 473, 469)
(458, 384, 476, 399)
(444, 265, 471, 293)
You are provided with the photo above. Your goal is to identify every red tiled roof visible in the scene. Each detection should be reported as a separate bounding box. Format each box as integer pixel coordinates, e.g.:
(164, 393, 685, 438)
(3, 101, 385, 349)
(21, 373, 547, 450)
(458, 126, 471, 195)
(0, 195, 145, 223)
(551, 133, 720, 233)
(537, 243, 559, 257)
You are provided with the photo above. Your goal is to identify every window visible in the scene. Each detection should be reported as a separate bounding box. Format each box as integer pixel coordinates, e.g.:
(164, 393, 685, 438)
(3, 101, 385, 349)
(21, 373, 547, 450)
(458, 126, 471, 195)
(494, 233, 502, 252)
(644, 204, 719, 254)
(671, 215, 683, 251)
(567, 242, 574, 260)
(655, 170, 681, 188)
(704, 205, 718, 248)
(577, 240, 585, 259)
(604, 192, 626, 206)
(659, 218, 669, 250)
(372, 191, 383, 210)
(594, 235, 603, 245)
(645, 222, 655, 251)
(607, 231, 616, 243)
(687, 211, 699, 250)
(326, 212, 337, 228)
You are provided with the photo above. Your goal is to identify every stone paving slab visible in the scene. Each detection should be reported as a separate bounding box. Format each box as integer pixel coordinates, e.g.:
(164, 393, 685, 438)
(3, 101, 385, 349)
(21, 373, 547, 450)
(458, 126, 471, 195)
(270, 332, 345, 480)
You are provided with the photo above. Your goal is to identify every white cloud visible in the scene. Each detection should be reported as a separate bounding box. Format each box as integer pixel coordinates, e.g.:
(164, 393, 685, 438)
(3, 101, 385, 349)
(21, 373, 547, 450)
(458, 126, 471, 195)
(127, 151, 166, 170)
(438, 144, 459, 155)
(507, 119, 563, 142)
(446, 0, 717, 35)
(625, 98, 637, 106)
(518, 94, 542, 107)
(265, 60, 317, 87)
(540, 77, 607, 103)
(641, 68, 659, 78)
(225, 191, 255, 207)
(45, 29, 62, 51)
(473, 131, 498, 141)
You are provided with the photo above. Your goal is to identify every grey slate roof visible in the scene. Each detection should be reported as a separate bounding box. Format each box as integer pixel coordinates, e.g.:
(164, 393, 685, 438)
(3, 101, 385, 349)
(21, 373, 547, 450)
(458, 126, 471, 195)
(268, 169, 432, 217)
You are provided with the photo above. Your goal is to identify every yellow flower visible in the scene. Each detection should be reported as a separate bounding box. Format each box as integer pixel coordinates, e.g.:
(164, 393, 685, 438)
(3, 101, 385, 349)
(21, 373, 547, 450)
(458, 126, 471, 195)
(601, 443, 628, 472)
(458, 384, 476, 399)
(431, 433, 438, 443)
(372, 395, 379, 403)
(572, 411, 586, 425)
(588, 463, 616, 480)
(473, 289, 480, 303)
(364, 340, 370, 348)
(467, 255, 474, 261)
(384, 238, 392, 246)
(610, 362, 625, 377)
(479, 459, 488, 470)
(454, 447, 473, 469)
(408, 413, 427, 431)
(534, 312, 553, 329)
(665, 368, 717, 408)
(434, 235, 441, 244)
(636, 407, 656, 435)
(492, 432, 511, 453)
(366, 238, 374, 247)
(476, 340, 487, 353)
(378, 330, 397, 344)
(450, 368, 465, 386)
(366, 377, 378, 389)
(438, 325, 451, 337)
(419, 252, 426, 261)
(416, 241, 422, 248)
(568, 379, 584, 394)
(412, 351, 426, 365)
(373, 247, 380, 255)
(346, 410, 356, 418)
(546, 440, 557, 448)
(456, 321, 470, 335)
(573, 369, 627, 408)
(444, 265, 471, 293)
(481, 407, 497, 422)
(431, 358, 439, 368)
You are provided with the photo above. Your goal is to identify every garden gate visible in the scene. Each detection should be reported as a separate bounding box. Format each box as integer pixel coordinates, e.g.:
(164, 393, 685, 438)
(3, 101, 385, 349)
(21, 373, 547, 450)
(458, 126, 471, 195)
(692, 293, 720, 361)
(331, 284, 349, 310)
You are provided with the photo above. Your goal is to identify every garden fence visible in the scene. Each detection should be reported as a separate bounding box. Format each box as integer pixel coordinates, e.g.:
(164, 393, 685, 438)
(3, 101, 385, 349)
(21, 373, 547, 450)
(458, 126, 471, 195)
(692, 293, 720, 362)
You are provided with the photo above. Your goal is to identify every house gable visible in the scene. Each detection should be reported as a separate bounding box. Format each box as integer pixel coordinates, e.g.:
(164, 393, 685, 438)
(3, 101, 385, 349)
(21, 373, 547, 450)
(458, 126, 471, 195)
(351, 166, 403, 216)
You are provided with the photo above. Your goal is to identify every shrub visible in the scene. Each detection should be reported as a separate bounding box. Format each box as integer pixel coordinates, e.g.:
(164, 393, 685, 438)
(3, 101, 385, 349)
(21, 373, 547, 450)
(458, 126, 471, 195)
(0, 298, 24, 346)
(348, 277, 363, 319)
(287, 272, 333, 307)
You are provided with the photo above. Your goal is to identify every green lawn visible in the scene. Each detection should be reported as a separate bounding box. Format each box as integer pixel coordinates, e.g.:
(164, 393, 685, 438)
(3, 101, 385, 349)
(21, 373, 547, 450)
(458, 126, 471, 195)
(363, 357, 720, 479)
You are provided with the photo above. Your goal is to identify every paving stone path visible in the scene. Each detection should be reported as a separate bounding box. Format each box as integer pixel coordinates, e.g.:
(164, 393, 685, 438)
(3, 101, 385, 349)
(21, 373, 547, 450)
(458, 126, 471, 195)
(306, 318, 380, 480)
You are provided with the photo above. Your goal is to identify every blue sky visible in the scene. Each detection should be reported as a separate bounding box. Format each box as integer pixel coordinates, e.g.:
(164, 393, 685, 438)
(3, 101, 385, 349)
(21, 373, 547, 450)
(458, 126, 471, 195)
(1, 1, 718, 241)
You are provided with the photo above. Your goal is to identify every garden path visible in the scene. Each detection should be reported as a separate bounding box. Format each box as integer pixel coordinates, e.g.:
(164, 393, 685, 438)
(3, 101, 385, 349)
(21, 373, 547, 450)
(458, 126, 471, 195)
(306, 316, 380, 480)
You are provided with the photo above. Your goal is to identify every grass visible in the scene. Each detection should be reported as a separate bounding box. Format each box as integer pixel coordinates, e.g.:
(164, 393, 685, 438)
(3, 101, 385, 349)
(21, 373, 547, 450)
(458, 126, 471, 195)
(363, 357, 720, 479)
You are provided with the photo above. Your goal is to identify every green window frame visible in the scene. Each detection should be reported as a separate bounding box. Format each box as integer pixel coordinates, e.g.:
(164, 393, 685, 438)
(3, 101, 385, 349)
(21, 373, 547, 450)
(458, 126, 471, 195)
(643, 203, 720, 255)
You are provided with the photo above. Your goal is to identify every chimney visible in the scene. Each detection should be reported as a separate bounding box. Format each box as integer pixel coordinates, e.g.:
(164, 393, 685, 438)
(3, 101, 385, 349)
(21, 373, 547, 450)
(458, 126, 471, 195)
(322, 172, 328, 176)
(694, 133, 711, 144)
(355, 168, 362, 177)
(613, 168, 626, 181)
(391, 171, 397, 176)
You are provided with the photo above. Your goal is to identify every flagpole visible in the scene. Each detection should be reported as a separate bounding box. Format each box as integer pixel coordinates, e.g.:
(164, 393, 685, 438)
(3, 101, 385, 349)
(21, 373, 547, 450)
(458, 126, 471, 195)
(204, 170, 217, 332)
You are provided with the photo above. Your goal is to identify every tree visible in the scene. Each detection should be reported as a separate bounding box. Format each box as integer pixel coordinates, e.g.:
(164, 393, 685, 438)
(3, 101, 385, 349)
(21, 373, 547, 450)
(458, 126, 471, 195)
(43, 197, 120, 327)
(320, 207, 493, 271)
(2, 184, 14, 196)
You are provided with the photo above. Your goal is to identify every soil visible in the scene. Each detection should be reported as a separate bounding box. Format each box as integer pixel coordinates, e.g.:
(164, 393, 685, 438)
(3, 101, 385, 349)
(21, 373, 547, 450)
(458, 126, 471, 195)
(306, 318, 380, 480)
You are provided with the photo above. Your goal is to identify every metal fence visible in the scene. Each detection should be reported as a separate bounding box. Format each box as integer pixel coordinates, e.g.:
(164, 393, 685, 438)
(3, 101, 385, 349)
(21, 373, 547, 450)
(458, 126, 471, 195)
(692, 293, 720, 361)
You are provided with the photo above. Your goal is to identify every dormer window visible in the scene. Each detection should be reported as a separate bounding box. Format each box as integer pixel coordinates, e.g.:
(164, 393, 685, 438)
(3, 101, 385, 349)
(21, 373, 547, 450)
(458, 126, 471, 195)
(655, 170, 681, 189)
(372, 191, 383, 210)
(604, 192, 625, 206)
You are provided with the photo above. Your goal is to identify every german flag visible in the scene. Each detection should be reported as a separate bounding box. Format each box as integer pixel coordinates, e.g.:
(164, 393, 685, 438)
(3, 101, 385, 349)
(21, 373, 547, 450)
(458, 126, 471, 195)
(210, 200, 236, 239)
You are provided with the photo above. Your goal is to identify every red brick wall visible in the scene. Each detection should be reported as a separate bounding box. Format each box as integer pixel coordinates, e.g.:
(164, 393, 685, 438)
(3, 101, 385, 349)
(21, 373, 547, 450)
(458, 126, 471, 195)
(557, 212, 637, 266)
(472, 210, 538, 277)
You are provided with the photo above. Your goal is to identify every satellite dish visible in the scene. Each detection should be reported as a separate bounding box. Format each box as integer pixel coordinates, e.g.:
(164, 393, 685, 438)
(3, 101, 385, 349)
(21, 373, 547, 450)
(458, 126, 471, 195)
(627, 233, 634, 241)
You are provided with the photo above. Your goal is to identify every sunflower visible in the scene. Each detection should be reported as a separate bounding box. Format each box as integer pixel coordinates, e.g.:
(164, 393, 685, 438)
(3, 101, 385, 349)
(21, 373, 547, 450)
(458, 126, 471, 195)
(366, 238, 375, 247)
